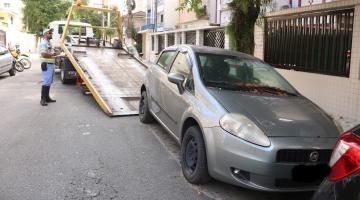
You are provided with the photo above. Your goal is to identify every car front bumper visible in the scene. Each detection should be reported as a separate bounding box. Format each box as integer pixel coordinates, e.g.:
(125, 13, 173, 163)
(203, 127, 337, 192)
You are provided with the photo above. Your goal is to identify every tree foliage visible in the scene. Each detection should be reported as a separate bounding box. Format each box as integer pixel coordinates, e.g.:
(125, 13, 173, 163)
(22, 0, 72, 34)
(227, 0, 272, 54)
(73, 0, 118, 39)
(176, 0, 206, 17)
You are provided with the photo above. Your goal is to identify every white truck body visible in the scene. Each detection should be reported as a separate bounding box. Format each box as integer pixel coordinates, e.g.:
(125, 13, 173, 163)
(48, 21, 94, 48)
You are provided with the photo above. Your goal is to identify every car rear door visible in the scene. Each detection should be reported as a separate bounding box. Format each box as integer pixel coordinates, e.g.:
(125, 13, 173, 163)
(0, 46, 8, 73)
(2, 47, 13, 71)
(148, 50, 177, 122)
(160, 50, 195, 136)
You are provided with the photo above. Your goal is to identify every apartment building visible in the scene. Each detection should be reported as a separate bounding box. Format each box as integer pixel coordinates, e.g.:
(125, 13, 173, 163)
(0, 0, 24, 46)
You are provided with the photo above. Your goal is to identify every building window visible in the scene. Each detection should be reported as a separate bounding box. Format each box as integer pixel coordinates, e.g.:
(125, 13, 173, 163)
(160, 14, 164, 23)
(4, 3, 10, 7)
(10, 16, 13, 24)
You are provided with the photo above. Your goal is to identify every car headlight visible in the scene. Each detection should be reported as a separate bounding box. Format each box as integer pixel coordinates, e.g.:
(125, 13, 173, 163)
(219, 113, 271, 147)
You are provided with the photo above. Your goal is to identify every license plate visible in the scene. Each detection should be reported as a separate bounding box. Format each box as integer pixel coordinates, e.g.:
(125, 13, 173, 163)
(68, 71, 77, 76)
(292, 164, 331, 182)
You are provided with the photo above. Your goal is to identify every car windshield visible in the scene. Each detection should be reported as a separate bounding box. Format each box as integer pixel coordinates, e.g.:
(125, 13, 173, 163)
(196, 53, 298, 96)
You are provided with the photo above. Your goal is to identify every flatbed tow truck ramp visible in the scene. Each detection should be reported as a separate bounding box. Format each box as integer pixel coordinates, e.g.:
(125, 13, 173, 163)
(59, 3, 147, 116)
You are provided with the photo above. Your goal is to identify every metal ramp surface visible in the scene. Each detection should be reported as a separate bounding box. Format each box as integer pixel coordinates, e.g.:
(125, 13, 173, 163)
(73, 47, 146, 116)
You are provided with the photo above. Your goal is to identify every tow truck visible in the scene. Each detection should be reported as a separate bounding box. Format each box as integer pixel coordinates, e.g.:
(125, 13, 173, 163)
(56, 2, 147, 116)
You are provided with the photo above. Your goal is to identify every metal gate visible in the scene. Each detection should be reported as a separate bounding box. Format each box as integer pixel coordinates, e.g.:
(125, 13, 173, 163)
(0, 30, 6, 46)
(204, 29, 225, 48)
(265, 8, 354, 77)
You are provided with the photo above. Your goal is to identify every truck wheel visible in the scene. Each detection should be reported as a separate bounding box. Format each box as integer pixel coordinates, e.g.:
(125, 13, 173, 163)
(181, 126, 210, 184)
(139, 90, 155, 123)
(60, 62, 71, 84)
(8, 67, 16, 76)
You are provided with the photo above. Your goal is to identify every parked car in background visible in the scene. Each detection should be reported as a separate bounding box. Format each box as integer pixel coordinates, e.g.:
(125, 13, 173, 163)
(139, 45, 342, 191)
(313, 124, 360, 200)
(0, 45, 16, 77)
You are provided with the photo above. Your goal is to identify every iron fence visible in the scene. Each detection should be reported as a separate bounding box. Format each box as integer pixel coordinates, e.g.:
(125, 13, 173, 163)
(186, 31, 196, 45)
(168, 33, 175, 47)
(204, 29, 225, 48)
(265, 9, 354, 77)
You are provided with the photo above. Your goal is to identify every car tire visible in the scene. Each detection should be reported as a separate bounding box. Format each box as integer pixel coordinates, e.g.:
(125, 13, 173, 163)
(8, 67, 16, 76)
(139, 90, 155, 123)
(60, 62, 70, 84)
(181, 126, 211, 184)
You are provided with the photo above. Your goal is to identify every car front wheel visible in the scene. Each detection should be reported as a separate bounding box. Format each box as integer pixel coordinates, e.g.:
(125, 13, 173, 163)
(181, 126, 210, 184)
(8, 67, 16, 76)
(139, 90, 155, 123)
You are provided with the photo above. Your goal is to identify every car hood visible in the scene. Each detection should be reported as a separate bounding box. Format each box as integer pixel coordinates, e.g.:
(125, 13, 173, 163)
(208, 89, 339, 138)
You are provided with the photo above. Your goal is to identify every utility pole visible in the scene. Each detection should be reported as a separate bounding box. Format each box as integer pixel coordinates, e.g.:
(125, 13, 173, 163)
(126, 0, 136, 39)
(154, 0, 157, 32)
(102, 0, 105, 44)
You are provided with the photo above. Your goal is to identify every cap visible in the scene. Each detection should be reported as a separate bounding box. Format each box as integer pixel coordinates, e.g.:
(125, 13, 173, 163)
(43, 28, 54, 35)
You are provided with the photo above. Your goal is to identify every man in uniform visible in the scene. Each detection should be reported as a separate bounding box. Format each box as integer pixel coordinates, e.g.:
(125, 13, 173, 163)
(39, 28, 60, 106)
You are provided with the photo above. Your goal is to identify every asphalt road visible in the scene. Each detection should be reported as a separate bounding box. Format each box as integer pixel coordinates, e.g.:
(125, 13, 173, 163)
(0, 56, 314, 200)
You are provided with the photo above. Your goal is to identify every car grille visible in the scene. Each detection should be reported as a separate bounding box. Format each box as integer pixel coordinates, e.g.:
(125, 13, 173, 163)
(276, 149, 332, 163)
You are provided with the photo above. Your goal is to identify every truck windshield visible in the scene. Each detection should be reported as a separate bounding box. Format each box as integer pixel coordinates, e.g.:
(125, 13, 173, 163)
(59, 25, 87, 36)
(196, 53, 298, 96)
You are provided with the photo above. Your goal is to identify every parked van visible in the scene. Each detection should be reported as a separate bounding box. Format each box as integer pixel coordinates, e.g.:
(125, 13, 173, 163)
(48, 21, 94, 48)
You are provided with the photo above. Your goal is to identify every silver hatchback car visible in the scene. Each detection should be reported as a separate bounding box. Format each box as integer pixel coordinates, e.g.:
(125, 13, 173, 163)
(139, 45, 341, 192)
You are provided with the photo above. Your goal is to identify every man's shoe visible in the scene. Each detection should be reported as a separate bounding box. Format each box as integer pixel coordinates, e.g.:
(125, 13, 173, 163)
(41, 86, 48, 106)
(45, 86, 56, 103)
(46, 97, 56, 103)
(40, 98, 48, 106)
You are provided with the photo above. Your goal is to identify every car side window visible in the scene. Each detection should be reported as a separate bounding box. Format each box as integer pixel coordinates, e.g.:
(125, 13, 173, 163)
(169, 52, 194, 91)
(157, 51, 176, 71)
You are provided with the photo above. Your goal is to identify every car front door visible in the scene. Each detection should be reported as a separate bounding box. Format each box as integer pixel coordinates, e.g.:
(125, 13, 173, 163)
(148, 50, 177, 123)
(160, 50, 195, 136)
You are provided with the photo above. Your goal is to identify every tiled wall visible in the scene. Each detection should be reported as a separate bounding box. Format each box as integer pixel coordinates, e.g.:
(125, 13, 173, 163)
(255, 0, 360, 129)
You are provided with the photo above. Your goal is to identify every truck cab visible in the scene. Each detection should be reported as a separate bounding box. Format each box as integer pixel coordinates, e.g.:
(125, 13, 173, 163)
(48, 21, 95, 48)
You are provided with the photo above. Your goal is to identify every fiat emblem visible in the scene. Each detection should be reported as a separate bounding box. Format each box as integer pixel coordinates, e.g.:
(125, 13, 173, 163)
(309, 151, 319, 162)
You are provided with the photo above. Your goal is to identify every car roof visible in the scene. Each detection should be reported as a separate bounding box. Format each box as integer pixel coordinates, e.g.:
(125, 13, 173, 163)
(165, 45, 259, 61)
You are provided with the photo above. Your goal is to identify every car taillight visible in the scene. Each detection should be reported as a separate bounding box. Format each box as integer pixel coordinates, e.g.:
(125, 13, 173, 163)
(328, 132, 360, 182)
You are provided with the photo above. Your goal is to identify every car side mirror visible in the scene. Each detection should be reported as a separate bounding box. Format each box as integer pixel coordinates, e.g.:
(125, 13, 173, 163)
(168, 73, 185, 94)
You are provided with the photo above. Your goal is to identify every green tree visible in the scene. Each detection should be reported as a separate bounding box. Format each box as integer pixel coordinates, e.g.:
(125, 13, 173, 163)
(73, 0, 118, 40)
(176, 0, 206, 17)
(22, 0, 72, 34)
(227, 0, 272, 54)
